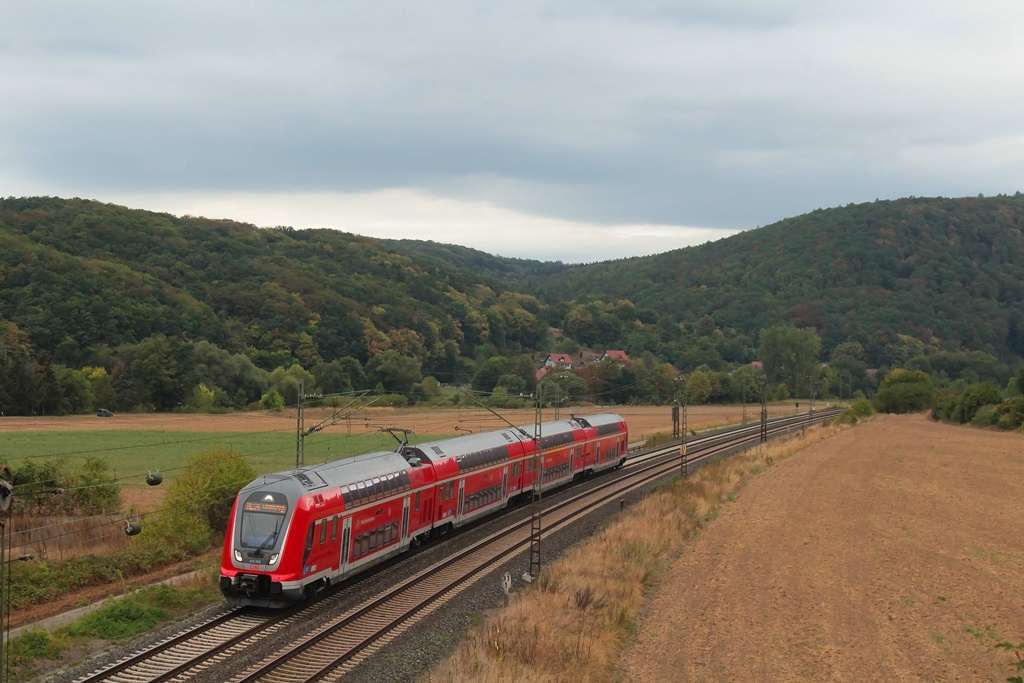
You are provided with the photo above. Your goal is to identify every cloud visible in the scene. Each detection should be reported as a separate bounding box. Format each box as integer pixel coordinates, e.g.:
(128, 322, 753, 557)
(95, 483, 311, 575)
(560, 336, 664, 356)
(106, 188, 737, 263)
(3, 0, 1024, 239)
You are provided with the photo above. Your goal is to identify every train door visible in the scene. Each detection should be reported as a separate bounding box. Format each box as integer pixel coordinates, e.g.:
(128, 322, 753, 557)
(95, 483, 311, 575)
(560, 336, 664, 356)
(502, 467, 508, 502)
(401, 498, 410, 547)
(339, 516, 352, 574)
(570, 446, 576, 477)
(457, 480, 465, 521)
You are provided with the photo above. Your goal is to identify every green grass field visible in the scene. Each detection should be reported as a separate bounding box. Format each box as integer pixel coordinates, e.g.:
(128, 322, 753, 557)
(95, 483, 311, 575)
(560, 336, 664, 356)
(1, 430, 445, 488)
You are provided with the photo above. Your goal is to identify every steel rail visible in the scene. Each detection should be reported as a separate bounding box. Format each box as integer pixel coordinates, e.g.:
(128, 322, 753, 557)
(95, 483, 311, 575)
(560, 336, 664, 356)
(229, 409, 838, 683)
(71, 409, 838, 682)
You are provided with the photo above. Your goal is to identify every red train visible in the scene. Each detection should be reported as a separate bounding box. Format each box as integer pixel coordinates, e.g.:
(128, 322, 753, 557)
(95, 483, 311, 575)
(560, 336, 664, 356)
(219, 413, 628, 607)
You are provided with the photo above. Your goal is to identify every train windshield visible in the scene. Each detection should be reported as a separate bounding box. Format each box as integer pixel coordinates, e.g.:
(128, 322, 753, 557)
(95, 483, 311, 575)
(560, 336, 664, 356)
(240, 492, 289, 549)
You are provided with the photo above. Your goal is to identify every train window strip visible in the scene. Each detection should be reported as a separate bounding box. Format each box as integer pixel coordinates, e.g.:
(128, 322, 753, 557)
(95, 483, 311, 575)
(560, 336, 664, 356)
(319, 520, 327, 545)
(352, 520, 400, 560)
(465, 483, 503, 513)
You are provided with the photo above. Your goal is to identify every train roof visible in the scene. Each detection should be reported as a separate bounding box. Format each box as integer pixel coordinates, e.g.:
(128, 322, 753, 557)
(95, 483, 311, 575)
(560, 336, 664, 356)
(412, 429, 526, 463)
(516, 417, 584, 450)
(239, 450, 412, 497)
(572, 412, 626, 435)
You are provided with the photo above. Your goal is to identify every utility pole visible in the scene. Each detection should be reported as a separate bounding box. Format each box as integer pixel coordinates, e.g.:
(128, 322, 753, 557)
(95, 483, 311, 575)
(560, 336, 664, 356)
(679, 375, 689, 478)
(808, 375, 816, 428)
(758, 375, 768, 443)
(528, 383, 544, 580)
(672, 376, 680, 439)
(0, 464, 13, 683)
(295, 380, 305, 468)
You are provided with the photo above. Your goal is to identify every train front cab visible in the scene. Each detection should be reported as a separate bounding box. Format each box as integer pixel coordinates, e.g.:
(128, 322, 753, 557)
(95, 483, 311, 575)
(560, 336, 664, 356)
(220, 480, 302, 608)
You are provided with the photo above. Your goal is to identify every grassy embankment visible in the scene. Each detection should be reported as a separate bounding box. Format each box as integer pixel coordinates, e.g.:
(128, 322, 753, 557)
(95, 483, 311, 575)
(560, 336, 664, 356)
(6, 567, 222, 682)
(429, 421, 844, 682)
(1, 429, 450, 490)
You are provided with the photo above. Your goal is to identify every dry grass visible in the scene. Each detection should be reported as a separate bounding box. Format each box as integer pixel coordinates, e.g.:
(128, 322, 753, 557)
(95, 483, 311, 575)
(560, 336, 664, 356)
(427, 422, 844, 683)
(9, 513, 130, 561)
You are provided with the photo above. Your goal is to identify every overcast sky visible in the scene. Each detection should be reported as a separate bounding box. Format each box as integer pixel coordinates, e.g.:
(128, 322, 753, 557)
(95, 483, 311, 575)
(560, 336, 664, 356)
(3, 2, 1023, 263)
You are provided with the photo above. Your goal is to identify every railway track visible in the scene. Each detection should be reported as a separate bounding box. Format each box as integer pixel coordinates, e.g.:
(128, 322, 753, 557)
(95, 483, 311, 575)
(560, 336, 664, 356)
(71, 409, 838, 683)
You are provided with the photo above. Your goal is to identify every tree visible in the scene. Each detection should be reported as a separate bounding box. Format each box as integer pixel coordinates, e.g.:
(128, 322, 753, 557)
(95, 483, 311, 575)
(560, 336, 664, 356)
(686, 371, 712, 405)
(471, 357, 510, 394)
(758, 325, 821, 392)
(130, 335, 194, 411)
(268, 364, 317, 406)
(366, 350, 422, 395)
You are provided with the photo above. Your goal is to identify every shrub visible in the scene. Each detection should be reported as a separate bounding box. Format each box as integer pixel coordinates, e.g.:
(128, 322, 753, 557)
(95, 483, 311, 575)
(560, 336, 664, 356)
(971, 404, 998, 427)
(952, 383, 1003, 424)
(141, 447, 256, 554)
(993, 396, 1024, 431)
(260, 389, 285, 410)
(873, 382, 934, 414)
(9, 456, 121, 515)
(849, 397, 874, 417)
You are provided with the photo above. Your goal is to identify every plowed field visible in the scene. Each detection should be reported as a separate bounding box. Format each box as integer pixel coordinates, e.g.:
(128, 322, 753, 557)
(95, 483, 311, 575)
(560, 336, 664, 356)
(620, 414, 1024, 681)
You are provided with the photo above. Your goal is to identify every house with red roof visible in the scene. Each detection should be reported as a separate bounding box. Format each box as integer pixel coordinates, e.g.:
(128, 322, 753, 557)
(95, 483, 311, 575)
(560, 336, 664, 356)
(543, 353, 574, 369)
(601, 350, 630, 365)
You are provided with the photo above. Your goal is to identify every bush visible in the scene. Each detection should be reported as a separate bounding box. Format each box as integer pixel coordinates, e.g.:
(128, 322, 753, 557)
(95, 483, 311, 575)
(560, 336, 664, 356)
(9, 456, 121, 515)
(849, 397, 874, 417)
(872, 382, 934, 414)
(971, 404, 998, 427)
(994, 396, 1024, 431)
(260, 389, 285, 410)
(141, 447, 256, 554)
(953, 384, 1003, 424)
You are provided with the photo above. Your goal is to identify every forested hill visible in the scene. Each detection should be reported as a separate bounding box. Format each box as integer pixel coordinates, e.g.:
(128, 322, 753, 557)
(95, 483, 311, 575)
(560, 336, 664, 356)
(0, 196, 549, 384)
(529, 195, 1024, 365)
(2, 194, 1023, 416)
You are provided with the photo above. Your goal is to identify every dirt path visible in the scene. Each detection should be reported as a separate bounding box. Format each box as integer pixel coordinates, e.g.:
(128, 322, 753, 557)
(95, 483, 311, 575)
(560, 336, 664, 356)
(619, 414, 1024, 681)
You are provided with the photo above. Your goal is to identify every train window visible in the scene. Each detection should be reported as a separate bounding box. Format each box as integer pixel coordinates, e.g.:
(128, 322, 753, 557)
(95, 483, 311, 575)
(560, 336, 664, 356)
(320, 520, 327, 545)
(400, 471, 411, 491)
(342, 486, 352, 506)
(373, 478, 384, 499)
(331, 515, 338, 541)
(415, 491, 420, 510)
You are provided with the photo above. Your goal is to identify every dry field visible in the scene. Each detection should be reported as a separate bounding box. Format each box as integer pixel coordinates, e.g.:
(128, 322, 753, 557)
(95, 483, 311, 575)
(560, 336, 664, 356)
(620, 414, 1024, 681)
(430, 414, 1024, 682)
(0, 403, 801, 439)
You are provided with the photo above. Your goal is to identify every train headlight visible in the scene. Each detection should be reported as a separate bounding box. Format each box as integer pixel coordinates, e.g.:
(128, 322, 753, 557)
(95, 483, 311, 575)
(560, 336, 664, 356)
(234, 550, 243, 562)
(269, 553, 279, 565)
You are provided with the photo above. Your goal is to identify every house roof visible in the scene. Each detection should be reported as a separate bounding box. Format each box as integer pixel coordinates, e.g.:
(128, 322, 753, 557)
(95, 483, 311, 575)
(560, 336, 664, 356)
(602, 350, 630, 363)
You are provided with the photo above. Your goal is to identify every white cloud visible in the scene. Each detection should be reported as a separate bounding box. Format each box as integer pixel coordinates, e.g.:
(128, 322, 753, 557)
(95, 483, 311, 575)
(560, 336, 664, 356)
(106, 188, 736, 263)
(3, 1, 1024, 237)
